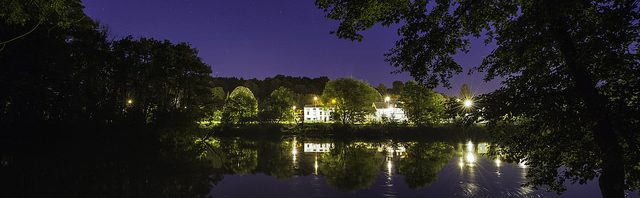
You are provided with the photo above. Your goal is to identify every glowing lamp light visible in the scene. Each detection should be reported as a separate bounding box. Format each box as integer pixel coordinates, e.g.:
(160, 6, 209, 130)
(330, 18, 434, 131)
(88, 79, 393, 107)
(313, 96, 318, 101)
(331, 98, 337, 104)
(127, 99, 133, 104)
(463, 99, 473, 108)
(384, 96, 391, 102)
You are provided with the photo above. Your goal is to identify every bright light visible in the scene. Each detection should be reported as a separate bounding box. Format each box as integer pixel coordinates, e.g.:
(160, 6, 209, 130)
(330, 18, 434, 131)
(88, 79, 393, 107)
(463, 99, 473, 108)
(495, 158, 502, 167)
(313, 96, 318, 101)
(466, 153, 476, 164)
(292, 137, 298, 163)
(384, 96, 391, 102)
(127, 99, 133, 104)
(518, 160, 528, 169)
(466, 141, 474, 152)
(292, 105, 296, 110)
(331, 98, 336, 104)
(314, 156, 319, 175)
(387, 160, 393, 176)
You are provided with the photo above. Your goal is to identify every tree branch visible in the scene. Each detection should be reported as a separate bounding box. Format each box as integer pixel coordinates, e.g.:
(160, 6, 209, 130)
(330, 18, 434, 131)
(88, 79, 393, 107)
(0, 20, 43, 45)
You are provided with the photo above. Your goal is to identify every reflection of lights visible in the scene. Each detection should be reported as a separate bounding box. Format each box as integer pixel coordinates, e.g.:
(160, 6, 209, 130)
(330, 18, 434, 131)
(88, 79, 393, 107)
(458, 158, 465, 168)
(477, 143, 489, 154)
(314, 156, 319, 175)
(292, 137, 297, 163)
(387, 160, 393, 176)
(495, 158, 502, 167)
(518, 160, 528, 168)
(466, 141, 474, 152)
(466, 152, 476, 165)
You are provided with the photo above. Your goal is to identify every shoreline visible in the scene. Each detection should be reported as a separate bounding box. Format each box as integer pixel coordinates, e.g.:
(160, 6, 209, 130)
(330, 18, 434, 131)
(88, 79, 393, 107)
(208, 123, 491, 142)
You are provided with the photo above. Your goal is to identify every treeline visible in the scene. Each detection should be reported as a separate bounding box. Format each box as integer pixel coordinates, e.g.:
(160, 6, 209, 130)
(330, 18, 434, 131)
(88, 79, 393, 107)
(0, 7, 334, 128)
(0, 1, 473, 129)
(0, 4, 215, 127)
(211, 75, 328, 100)
(213, 77, 475, 127)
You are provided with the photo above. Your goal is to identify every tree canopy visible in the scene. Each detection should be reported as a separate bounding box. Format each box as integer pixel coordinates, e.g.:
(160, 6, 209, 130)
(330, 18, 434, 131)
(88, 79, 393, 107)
(258, 87, 296, 123)
(322, 78, 381, 124)
(317, 0, 640, 196)
(400, 81, 448, 126)
(222, 86, 258, 126)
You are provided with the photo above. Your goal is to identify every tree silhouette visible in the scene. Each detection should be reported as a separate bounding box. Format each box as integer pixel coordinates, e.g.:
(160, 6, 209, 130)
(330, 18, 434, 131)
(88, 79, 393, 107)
(400, 81, 448, 126)
(398, 142, 454, 189)
(317, 0, 639, 196)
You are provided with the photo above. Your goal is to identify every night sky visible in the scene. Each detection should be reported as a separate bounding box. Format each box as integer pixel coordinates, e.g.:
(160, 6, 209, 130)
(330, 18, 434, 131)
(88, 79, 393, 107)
(82, 0, 501, 96)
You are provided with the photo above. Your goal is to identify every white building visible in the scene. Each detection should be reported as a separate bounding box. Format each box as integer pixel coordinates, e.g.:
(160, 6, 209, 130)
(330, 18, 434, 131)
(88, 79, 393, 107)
(303, 105, 335, 122)
(304, 143, 333, 153)
(373, 102, 407, 122)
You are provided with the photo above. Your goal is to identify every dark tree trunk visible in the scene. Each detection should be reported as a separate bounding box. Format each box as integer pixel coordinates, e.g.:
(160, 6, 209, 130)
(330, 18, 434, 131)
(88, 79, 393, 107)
(553, 23, 626, 198)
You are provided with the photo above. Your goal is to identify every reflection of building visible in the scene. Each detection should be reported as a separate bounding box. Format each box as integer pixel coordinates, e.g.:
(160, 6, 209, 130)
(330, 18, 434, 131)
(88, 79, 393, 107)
(304, 143, 333, 153)
(477, 143, 489, 154)
(372, 102, 407, 122)
(303, 106, 335, 122)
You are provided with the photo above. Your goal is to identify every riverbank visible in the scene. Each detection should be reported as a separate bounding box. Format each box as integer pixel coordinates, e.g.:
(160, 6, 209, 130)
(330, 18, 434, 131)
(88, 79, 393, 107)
(209, 123, 490, 142)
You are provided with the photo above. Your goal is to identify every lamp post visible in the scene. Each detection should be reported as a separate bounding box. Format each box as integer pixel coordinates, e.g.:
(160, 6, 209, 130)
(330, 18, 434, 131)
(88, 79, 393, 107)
(313, 96, 318, 107)
(461, 98, 474, 126)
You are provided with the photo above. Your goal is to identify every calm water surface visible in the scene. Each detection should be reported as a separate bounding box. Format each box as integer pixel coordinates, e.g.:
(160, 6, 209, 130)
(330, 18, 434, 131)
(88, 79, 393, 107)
(204, 137, 633, 198)
(2, 135, 638, 197)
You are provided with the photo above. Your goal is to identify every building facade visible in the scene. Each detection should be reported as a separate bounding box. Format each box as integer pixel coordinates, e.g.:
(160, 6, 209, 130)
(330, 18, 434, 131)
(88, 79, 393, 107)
(373, 102, 407, 122)
(303, 106, 335, 122)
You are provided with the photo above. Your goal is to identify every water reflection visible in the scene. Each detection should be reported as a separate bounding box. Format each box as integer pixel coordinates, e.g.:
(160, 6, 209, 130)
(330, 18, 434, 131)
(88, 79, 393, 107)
(2, 135, 624, 197)
(203, 138, 548, 197)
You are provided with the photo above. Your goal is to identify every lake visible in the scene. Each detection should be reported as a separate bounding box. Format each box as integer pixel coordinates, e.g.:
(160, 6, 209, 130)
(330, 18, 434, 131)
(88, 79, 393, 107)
(203, 136, 632, 198)
(1, 133, 637, 197)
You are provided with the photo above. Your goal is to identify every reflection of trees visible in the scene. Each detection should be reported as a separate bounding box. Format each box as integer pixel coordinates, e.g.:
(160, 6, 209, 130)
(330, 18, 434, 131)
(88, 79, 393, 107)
(3, 136, 218, 197)
(217, 139, 258, 174)
(319, 143, 383, 191)
(255, 140, 295, 179)
(398, 142, 454, 189)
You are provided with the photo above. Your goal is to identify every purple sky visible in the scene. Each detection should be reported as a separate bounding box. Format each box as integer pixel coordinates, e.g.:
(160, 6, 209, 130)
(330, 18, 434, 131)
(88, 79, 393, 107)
(82, 0, 501, 96)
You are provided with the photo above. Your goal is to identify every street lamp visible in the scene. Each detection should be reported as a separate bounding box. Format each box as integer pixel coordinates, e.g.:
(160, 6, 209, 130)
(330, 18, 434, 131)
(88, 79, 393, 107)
(127, 99, 133, 105)
(384, 96, 391, 109)
(313, 96, 318, 107)
(331, 98, 336, 104)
